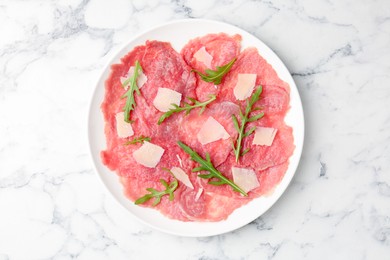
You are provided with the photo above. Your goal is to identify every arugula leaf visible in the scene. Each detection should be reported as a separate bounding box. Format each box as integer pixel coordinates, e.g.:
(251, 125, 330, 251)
(158, 94, 216, 125)
(192, 58, 236, 85)
(121, 60, 142, 123)
(124, 135, 151, 145)
(134, 168, 178, 206)
(177, 141, 247, 196)
(232, 86, 264, 162)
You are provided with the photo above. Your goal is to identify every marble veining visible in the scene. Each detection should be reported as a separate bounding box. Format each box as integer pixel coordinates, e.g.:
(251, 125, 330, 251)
(0, 0, 390, 259)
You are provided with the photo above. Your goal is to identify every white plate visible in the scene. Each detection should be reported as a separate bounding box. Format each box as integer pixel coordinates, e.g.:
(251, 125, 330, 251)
(88, 19, 304, 237)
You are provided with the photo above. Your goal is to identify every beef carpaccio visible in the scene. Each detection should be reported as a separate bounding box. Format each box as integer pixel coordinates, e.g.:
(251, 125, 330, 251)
(101, 33, 294, 222)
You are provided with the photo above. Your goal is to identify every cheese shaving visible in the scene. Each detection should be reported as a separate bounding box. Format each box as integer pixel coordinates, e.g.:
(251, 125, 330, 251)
(233, 73, 257, 100)
(176, 154, 183, 167)
(133, 142, 165, 168)
(194, 47, 213, 68)
(252, 127, 278, 146)
(171, 167, 194, 189)
(195, 188, 203, 201)
(115, 112, 134, 138)
(232, 167, 260, 193)
(197, 116, 230, 145)
(120, 66, 148, 90)
(153, 87, 182, 112)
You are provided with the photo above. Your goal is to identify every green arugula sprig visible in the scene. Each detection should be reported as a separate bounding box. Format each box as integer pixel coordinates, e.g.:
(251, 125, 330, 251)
(232, 86, 264, 162)
(158, 94, 216, 125)
(134, 168, 178, 206)
(177, 141, 247, 196)
(192, 58, 236, 85)
(124, 135, 151, 145)
(121, 60, 142, 123)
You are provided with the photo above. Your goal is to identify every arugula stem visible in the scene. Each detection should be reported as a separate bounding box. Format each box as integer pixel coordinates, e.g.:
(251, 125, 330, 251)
(124, 135, 151, 145)
(192, 58, 236, 85)
(178, 141, 247, 196)
(158, 94, 216, 125)
(134, 169, 178, 206)
(232, 86, 264, 162)
(175, 97, 214, 112)
(234, 113, 247, 162)
(122, 60, 142, 123)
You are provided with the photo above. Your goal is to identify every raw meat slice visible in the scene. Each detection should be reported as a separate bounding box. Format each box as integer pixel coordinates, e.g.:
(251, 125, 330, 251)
(220, 47, 290, 117)
(101, 40, 196, 174)
(200, 192, 249, 221)
(256, 162, 290, 195)
(140, 41, 196, 103)
(224, 47, 289, 93)
(182, 33, 242, 71)
(240, 123, 294, 171)
(181, 33, 241, 101)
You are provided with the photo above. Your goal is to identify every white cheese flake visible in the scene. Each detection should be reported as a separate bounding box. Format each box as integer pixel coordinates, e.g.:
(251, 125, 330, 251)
(195, 188, 203, 201)
(120, 66, 148, 90)
(252, 127, 278, 146)
(233, 73, 257, 100)
(132, 142, 164, 168)
(176, 154, 183, 167)
(197, 116, 230, 145)
(194, 46, 213, 68)
(171, 167, 194, 189)
(153, 87, 182, 112)
(232, 167, 260, 193)
(115, 112, 134, 138)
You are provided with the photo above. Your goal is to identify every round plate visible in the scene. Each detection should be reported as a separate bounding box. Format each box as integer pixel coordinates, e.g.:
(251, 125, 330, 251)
(88, 19, 304, 237)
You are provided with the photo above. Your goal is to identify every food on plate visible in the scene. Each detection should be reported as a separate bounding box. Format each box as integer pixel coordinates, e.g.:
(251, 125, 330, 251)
(101, 33, 294, 222)
(231, 86, 264, 162)
(182, 33, 241, 101)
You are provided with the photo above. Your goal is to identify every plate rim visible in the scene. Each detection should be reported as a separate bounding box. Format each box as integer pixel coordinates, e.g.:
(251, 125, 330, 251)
(87, 18, 305, 237)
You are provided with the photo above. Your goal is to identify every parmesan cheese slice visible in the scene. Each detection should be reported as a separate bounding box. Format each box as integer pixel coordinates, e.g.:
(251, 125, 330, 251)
(133, 142, 164, 168)
(252, 127, 278, 146)
(153, 87, 182, 112)
(194, 47, 213, 68)
(176, 154, 183, 167)
(195, 188, 203, 201)
(233, 74, 257, 100)
(115, 112, 134, 138)
(232, 167, 260, 193)
(171, 167, 194, 189)
(120, 66, 148, 89)
(197, 116, 230, 145)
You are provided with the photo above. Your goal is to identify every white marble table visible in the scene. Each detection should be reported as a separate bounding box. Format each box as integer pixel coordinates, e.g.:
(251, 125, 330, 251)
(1, 0, 389, 259)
